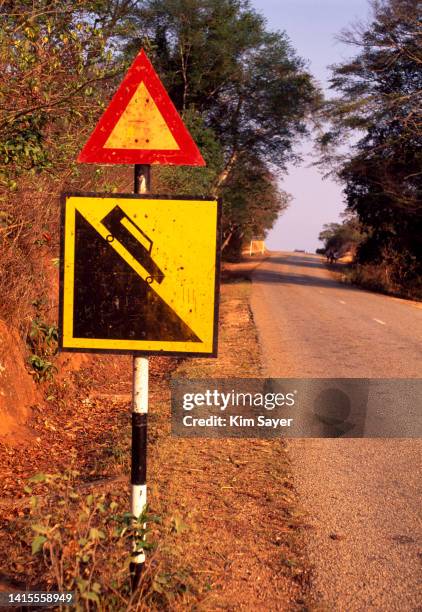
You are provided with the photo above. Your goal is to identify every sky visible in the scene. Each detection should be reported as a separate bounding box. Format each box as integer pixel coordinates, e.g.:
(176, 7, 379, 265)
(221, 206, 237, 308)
(251, 0, 371, 252)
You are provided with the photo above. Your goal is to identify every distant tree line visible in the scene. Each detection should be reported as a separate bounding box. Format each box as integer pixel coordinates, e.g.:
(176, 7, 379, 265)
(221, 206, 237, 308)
(317, 216, 364, 259)
(319, 0, 421, 297)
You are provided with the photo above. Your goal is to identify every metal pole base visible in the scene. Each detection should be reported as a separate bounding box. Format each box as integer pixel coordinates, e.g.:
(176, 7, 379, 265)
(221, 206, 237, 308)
(130, 561, 144, 592)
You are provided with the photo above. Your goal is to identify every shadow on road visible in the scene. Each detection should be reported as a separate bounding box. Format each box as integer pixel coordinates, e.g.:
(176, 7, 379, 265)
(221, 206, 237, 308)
(253, 270, 347, 289)
(252, 254, 361, 293)
(268, 255, 328, 270)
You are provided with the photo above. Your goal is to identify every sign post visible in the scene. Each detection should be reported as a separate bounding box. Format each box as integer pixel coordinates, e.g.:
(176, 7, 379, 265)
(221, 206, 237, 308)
(65, 49, 219, 594)
(130, 164, 151, 589)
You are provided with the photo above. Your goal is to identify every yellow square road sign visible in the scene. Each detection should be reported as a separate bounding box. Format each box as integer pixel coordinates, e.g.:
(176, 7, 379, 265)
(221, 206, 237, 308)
(59, 193, 221, 356)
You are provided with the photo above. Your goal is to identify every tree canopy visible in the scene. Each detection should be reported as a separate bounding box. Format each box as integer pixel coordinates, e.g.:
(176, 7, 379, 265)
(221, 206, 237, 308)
(128, 0, 317, 171)
(122, 0, 318, 253)
(320, 0, 421, 295)
(0, 0, 318, 260)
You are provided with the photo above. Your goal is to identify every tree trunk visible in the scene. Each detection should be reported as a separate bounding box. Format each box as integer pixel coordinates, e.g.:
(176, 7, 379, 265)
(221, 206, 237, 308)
(212, 149, 239, 196)
(221, 229, 235, 252)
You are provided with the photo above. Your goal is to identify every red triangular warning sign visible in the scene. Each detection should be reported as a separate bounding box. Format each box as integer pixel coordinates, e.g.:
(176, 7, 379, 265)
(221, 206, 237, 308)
(77, 50, 205, 166)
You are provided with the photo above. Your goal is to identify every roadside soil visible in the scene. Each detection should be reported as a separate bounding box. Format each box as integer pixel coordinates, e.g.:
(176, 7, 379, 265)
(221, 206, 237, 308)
(0, 264, 313, 610)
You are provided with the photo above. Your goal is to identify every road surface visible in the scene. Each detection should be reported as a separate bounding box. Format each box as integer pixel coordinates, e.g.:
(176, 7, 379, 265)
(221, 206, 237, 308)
(250, 252, 422, 611)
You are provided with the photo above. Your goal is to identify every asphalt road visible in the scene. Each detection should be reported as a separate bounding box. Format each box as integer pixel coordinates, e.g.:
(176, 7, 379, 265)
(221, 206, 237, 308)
(250, 252, 422, 611)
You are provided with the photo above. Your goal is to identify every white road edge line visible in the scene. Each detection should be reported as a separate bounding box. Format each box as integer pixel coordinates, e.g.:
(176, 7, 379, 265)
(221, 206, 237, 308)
(373, 318, 387, 325)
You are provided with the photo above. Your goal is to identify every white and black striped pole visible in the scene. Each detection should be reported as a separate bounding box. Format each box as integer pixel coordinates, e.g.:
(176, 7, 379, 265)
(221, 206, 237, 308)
(130, 163, 151, 591)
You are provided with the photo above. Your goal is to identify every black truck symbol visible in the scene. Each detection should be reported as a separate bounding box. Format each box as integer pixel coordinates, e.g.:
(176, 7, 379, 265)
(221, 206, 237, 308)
(101, 205, 165, 284)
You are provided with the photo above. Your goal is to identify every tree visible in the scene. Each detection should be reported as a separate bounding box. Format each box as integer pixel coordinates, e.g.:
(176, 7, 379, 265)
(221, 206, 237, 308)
(320, 0, 421, 293)
(221, 154, 290, 258)
(318, 218, 363, 256)
(0, 1, 140, 326)
(130, 0, 318, 174)
(0, 0, 141, 187)
(125, 0, 318, 253)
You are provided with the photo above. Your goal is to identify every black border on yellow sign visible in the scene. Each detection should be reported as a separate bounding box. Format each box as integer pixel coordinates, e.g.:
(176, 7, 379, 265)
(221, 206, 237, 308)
(59, 192, 222, 357)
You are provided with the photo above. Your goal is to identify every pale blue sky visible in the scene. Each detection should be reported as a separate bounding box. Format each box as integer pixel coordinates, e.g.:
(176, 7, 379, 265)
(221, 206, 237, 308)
(252, 0, 371, 252)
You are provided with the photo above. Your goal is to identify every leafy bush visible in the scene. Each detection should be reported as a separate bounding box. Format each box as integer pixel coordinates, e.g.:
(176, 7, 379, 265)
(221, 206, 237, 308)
(27, 355, 58, 382)
(4, 470, 196, 610)
(26, 318, 58, 382)
(344, 262, 422, 301)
